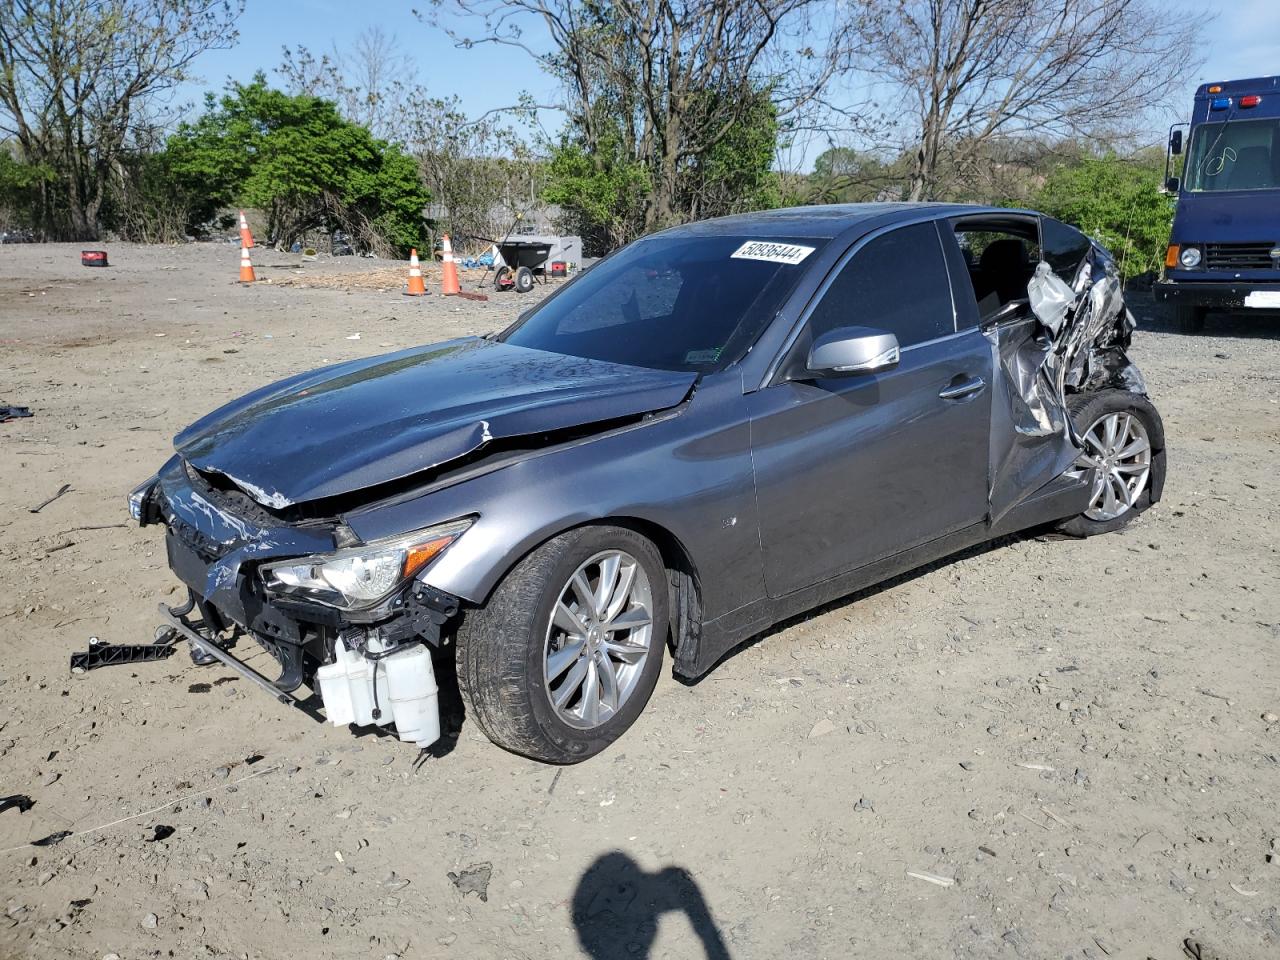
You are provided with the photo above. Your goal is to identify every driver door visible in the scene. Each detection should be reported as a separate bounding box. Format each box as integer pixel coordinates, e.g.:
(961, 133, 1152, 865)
(747, 221, 993, 597)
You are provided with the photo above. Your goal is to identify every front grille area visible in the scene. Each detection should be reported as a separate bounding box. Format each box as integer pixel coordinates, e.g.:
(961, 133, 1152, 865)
(1203, 242, 1279, 271)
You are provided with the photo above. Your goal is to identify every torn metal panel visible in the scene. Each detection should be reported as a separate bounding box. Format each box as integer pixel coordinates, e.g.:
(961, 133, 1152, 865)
(986, 318, 1082, 522)
(989, 245, 1148, 523)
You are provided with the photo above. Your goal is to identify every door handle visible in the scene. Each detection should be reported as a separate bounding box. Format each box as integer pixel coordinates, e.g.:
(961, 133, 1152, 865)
(938, 376, 986, 400)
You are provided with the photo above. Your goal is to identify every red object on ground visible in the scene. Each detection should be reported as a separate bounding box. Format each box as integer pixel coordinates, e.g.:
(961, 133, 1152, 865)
(81, 250, 108, 267)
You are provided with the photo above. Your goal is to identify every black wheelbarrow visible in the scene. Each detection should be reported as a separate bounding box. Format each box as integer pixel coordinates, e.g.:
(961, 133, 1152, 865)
(493, 240, 552, 293)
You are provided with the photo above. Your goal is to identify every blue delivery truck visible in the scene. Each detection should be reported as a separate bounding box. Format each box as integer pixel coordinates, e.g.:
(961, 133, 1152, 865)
(1156, 76, 1280, 332)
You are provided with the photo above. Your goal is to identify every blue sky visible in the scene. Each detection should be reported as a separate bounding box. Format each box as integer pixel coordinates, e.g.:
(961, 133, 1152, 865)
(176, 1, 560, 127)
(177, 0, 1280, 170)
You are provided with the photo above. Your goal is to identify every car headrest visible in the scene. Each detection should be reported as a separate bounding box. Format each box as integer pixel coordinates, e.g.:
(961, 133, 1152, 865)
(980, 238, 1030, 276)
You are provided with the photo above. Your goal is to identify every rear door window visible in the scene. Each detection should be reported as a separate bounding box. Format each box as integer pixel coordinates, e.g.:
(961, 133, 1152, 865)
(807, 222, 955, 348)
(949, 220, 1040, 323)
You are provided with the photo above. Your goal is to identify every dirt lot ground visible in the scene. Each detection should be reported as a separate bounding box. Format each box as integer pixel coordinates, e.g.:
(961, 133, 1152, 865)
(1, 242, 1278, 960)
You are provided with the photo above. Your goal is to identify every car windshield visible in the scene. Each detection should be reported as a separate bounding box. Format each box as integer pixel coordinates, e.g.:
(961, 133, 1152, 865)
(500, 233, 827, 372)
(1185, 117, 1280, 192)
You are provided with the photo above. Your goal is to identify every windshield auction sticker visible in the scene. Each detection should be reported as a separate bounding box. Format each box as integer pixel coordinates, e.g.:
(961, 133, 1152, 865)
(730, 241, 815, 265)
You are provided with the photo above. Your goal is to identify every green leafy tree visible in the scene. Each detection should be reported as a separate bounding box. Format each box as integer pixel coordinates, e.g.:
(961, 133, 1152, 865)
(804, 146, 900, 203)
(682, 89, 782, 221)
(103, 145, 198, 243)
(0, 0, 242, 240)
(1036, 153, 1173, 279)
(165, 77, 429, 254)
(544, 85, 781, 256)
(277, 30, 545, 249)
(543, 133, 650, 255)
(446, 0, 854, 252)
(0, 148, 54, 230)
(542, 135, 644, 257)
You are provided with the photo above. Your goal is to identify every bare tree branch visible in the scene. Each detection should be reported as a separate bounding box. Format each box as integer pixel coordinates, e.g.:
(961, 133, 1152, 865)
(853, 0, 1202, 201)
(436, 0, 864, 234)
(0, 0, 243, 239)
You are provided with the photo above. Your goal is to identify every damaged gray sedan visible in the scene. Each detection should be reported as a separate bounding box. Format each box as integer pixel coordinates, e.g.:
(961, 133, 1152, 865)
(130, 203, 1165, 763)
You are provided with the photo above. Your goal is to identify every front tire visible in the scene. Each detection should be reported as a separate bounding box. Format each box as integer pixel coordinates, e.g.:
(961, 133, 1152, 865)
(1057, 390, 1166, 538)
(456, 525, 668, 763)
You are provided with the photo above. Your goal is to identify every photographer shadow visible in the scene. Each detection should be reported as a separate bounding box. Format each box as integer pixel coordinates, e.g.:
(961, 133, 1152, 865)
(572, 852, 732, 960)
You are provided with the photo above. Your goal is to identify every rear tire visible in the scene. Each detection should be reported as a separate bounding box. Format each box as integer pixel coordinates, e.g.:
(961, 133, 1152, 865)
(1174, 304, 1206, 333)
(1056, 390, 1166, 538)
(456, 525, 668, 763)
(493, 265, 513, 291)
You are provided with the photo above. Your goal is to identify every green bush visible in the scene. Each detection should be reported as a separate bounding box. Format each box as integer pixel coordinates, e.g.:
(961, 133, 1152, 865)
(1035, 154, 1174, 280)
(164, 76, 429, 255)
(0, 150, 54, 233)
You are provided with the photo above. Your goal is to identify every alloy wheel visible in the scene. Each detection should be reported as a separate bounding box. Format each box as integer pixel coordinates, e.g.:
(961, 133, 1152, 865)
(542, 550, 653, 730)
(1068, 411, 1152, 521)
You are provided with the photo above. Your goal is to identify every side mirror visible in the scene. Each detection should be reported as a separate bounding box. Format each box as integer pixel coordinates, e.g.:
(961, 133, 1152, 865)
(1169, 129, 1183, 155)
(1164, 175, 1181, 194)
(806, 326, 900, 378)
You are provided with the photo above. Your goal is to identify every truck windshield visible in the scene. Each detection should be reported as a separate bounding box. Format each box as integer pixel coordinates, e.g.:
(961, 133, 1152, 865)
(500, 234, 826, 372)
(1185, 118, 1280, 192)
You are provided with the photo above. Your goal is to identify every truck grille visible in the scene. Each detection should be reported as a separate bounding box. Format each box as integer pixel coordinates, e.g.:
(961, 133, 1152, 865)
(1203, 242, 1278, 271)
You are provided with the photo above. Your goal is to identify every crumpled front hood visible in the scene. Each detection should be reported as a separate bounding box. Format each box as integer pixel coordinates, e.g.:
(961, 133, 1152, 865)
(175, 337, 695, 508)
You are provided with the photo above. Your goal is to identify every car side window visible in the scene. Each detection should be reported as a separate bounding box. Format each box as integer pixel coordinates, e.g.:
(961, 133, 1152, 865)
(807, 222, 954, 348)
(950, 220, 1040, 323)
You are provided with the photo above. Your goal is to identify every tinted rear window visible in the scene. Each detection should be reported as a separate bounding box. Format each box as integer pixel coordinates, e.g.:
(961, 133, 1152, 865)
(501, 234, 826, 372)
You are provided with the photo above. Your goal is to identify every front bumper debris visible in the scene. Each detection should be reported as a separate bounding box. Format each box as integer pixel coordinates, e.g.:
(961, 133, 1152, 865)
(70, 633, 178, 672)
(156, 597, 444, 749)
(140, 455, 461, 751)
(157, 600, 302, 707)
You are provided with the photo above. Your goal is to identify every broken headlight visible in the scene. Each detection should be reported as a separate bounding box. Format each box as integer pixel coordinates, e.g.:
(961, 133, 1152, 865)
(260, 518, 472, 610)
(128, 475, 159, 524)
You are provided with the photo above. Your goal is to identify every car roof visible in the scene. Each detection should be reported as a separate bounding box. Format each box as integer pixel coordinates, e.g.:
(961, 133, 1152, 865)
(658, 202, 1030, 241)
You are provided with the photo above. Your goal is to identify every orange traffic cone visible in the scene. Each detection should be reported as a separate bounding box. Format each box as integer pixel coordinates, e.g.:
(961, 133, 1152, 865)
(405, 248, 426, 296)
(238, 210, 254, 249)
(440, 234, 461, 296)
(238, 245, 256, 283)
